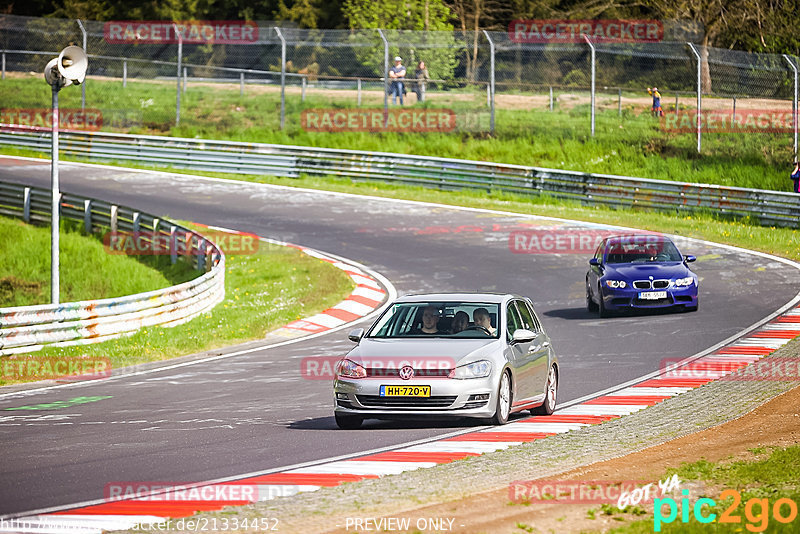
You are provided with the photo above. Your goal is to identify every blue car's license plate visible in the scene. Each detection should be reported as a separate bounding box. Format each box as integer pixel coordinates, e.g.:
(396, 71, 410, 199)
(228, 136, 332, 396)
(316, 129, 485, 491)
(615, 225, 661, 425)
(639, 291, 667, 300)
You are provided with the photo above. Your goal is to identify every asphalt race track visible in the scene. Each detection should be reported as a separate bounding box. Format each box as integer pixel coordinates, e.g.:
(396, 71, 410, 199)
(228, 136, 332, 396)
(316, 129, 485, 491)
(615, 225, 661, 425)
(1, 157, 798, 516)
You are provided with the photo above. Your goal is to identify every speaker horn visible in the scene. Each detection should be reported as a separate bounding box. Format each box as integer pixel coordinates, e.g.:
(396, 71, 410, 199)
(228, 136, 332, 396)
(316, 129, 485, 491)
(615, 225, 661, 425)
(43, 57, 63, 86)
(57, 45, 88, 86)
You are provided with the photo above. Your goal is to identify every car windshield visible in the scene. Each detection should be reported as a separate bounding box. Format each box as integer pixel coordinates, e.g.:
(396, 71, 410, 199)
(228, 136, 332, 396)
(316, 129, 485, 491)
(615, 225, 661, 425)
(367, 302, 501, 339)
(605, 240, 682, 264)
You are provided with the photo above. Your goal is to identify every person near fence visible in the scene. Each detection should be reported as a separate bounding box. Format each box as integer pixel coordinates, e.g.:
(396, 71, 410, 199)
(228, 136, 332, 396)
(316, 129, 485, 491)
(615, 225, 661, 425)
(414, 61, 429, 103)
(791, 161, 800, 193)
(647, 87, 663, 117)
(389, 56, 406, 106)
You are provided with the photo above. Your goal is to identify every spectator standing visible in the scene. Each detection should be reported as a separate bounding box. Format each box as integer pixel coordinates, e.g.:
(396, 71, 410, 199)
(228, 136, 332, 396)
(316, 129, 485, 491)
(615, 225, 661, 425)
(791, 161, 800, 193)
(647, 87, 663, 117)
(414, 61, 429, 103)
(389, 56, 406, 106)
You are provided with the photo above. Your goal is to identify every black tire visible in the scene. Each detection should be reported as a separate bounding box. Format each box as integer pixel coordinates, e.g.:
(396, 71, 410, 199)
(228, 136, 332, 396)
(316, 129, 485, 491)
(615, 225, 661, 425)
(488, 370, 512, 425)
(598, 285, 611, 318)
(586, 281, 599, 312)
(334, 413, 363, 429)
(532, 364, 558, 415)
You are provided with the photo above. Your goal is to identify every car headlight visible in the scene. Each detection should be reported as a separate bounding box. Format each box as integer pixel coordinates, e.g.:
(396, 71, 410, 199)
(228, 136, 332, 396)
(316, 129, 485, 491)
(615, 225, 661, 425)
(450, 360, 492, 379)
(674, 277, 694, 287)
(605, 280, 627, 289)
(335, 359, 366, 379)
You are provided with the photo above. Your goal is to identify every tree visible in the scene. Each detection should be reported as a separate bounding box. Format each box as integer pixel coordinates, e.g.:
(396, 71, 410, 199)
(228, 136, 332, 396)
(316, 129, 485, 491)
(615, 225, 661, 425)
(447, 0, 510, 82)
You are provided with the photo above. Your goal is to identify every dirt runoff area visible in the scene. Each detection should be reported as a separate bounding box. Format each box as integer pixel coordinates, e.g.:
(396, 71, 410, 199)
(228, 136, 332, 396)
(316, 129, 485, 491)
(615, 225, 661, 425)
(317, 384, 800, 534)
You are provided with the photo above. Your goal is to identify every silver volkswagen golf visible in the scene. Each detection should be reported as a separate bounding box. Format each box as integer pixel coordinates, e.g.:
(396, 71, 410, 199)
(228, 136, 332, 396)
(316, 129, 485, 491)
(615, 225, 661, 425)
(333, 293, 559, 429)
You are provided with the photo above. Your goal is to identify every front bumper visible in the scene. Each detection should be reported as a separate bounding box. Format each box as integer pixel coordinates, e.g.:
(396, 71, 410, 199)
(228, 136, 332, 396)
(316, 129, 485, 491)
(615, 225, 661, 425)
(333, 376, 497, 419)
(601, 284, 698, 310)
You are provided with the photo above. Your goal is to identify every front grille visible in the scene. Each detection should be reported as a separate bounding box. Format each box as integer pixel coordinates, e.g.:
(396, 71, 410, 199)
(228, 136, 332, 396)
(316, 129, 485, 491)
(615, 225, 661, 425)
(633, 280, 651, 289)
(356, 395, 457, 408)
(653, 280, 669, 289)
(366, 368, 452, 378)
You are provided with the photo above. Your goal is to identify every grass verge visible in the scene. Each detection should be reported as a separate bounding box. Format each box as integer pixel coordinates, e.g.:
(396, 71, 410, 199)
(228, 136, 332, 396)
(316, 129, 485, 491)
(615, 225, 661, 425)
(0, 224, 355, 386)
(0, 215, 195, 306)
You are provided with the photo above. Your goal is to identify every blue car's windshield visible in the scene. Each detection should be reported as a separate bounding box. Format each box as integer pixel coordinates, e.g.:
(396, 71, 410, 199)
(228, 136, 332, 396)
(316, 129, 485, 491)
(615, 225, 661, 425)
(368, 302, 500, 339)
(605, 240, 682, 263)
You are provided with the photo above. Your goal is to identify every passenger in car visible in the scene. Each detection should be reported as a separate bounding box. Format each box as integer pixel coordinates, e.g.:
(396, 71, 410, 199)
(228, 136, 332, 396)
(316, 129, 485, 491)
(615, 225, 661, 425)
(450, 311, 469, 334)
(411, 305, 441, 334)
(473, 308, 496, 335)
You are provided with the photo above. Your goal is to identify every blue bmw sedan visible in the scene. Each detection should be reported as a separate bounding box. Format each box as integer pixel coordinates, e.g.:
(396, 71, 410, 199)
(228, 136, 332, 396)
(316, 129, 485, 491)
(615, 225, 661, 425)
(586, 235, 698, 317)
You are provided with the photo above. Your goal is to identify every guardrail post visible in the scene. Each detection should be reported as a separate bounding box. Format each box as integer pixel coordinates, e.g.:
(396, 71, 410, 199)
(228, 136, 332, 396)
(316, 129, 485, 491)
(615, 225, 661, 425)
(122, 60, 127, 88)
(357, 78, 362, 106)
(482, 30, 495, 134)
(783, 55, 798, 159)
(152, 218, 160, 253)
(23, 187, 31, 222)
(170, 225, 177, 264)
(83, 199, 92, 233)
(197, 238, 206, 271)
(301, 76, 306, 102)
(274, 27, 286, 130)
(583, 35, 595, 137)
(77, 20, 87, 111)
(378, 29, 389, 127)
(110, 204, 118, 233)
(688, 43, 702, 153)
(132, 211, 140, 233)
(240, 71, 244, 96)
(173, 23, 182, 126)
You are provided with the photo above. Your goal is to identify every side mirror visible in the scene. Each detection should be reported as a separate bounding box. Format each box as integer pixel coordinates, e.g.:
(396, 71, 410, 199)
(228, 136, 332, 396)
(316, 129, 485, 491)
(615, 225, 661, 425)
(348, 328, 365, 343)
(589, 258, 600, 266)
(511, 328, 538, 344)
(684, 255, 696, 263)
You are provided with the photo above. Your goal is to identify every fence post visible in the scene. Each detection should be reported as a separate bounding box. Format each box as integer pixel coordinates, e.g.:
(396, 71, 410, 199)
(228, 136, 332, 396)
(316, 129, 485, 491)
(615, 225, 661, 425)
(301, 76, 306, 102)
(2, 52, 5, 80)
(675, 93, 679, 113)
(732, 95, 736, 122)
(357, 78, 362, 106)
(584, 35, 595, 137)
(122, 59, 127, 88)
(618, 88, 621, 116)
(688, 43, 702, 153)
(240, 71, 244, 96)
(783, 55, 798, 160)
(274, 27, 286, 130)
(549, 86, 553, 111)
(173, 23, 182, 126)
(77, 19, 86, 110)
(378, 29, 389, 127)
(183, 67, 187, 94)
(482, 30, 495, 134)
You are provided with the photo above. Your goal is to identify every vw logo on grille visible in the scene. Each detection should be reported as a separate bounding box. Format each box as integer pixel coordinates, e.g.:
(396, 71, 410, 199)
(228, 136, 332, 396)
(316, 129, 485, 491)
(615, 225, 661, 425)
(399, 366, 414, 380)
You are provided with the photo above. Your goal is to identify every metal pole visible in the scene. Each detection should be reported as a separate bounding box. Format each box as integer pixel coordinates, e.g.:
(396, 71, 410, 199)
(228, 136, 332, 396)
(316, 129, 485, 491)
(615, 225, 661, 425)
(378, 29, 389, 127)
(301, 76, 306, 102)
(549, 86, 553, 111)
(783, 55, 798, 159)
(482, 30, 495, 134)
(675, 93, 679, 113)
(357, 78, 362, 106)
(123, 59, 127, 87)
(77, 19, 86, 110)
(618, 88, 621, 116)
(51, 84, 60, 305)
(183, 67, 187, 94)
(688, 43, 702, 153)
(2, 52, 5, 80)
(275, 27, 286, 130)
(732, 95, 736, 123)
(240, 71, 244, 96)
(174, 23, 182, 126)
(584, 35, 595, 137)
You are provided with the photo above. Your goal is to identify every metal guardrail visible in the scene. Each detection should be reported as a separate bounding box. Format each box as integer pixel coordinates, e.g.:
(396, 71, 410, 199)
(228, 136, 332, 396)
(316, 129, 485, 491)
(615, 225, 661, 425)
(0, 125, 798, 228)
(0, 178, 225, 355)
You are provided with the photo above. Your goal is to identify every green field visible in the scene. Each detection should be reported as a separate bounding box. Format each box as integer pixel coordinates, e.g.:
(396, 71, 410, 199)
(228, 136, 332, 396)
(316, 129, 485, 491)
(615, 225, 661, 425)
(0, 74, 795, 192)
(0, 215, 196, 306)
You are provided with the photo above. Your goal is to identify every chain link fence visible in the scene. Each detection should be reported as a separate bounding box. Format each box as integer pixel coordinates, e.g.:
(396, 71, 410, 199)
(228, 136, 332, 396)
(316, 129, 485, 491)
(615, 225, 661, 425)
(0, 14, 798, 155)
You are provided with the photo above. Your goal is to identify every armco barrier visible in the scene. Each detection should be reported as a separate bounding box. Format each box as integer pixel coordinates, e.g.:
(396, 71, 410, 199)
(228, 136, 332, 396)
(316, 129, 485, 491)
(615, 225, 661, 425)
(1, 125, 798, 228)
(0, 180, 225, 356)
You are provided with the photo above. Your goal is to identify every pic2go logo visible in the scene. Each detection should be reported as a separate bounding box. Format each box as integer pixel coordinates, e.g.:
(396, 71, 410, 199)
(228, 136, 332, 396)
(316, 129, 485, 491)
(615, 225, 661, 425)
(654, 489, 799, 532)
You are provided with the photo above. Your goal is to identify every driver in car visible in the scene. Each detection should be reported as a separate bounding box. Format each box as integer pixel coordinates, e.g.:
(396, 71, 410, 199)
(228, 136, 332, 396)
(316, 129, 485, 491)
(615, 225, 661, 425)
(473, 308, 496, 335)
(411, 305, 442, 334)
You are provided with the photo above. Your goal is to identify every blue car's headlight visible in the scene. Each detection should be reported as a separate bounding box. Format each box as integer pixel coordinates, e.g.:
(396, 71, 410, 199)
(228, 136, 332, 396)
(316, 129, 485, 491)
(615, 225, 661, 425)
(674, 277, 694, 287)
(605, 280, 627, 289)
(451, 360, 492, 379)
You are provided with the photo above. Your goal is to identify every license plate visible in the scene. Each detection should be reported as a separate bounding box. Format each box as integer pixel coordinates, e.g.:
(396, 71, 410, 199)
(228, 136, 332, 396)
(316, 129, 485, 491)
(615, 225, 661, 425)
(380, 385, 431, 397)
(639, 291, 667, 300)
